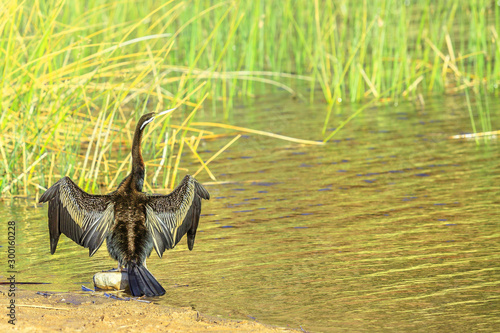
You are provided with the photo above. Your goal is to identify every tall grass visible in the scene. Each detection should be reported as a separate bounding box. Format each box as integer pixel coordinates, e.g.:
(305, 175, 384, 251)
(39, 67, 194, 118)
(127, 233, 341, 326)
(1, 0, 498, 196)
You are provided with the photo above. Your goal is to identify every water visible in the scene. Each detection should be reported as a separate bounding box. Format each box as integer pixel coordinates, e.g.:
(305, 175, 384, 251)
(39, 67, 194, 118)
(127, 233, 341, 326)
(2, 93, 499, 332)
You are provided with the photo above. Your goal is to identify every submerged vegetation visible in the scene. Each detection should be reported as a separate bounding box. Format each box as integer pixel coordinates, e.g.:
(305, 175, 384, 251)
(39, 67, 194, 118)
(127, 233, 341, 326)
(1, 0, 498, 196)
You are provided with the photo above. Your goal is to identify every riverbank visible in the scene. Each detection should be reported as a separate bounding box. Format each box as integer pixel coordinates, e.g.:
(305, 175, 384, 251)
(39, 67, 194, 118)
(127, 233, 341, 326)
(0, 288, 295, 332)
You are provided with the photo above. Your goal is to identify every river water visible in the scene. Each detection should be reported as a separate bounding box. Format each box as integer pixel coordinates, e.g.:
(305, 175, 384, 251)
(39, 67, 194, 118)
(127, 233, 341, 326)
(2, 93, 499, 332)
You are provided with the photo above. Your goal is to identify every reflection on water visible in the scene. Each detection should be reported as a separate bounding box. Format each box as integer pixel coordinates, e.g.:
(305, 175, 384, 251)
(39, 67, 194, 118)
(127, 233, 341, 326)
(1, 94, 499, 332)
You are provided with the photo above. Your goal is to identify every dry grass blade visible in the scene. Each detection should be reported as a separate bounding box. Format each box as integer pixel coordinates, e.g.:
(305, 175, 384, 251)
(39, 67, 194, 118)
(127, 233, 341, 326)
(191, 122, 323, 145)
(107, 153, 131, 191)
(193, 135, 241, 178)
(449, 130, 500, 140)
(425, 38, 461, 78)
(152, 131, 169, 185)
(16, 304, 70, 311)
(358, 63, 379, 98)
(170, 136, 185, 189)
(184, 139, 216, 181)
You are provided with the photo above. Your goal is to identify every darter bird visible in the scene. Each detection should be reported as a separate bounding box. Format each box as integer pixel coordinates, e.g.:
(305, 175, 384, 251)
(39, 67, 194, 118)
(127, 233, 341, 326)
(39, 109, 210, 297)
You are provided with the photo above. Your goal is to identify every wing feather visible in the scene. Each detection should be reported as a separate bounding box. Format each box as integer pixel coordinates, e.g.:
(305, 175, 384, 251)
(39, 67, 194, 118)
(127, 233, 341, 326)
(145, 175, 209, 257)
(39, 177, 114, 256)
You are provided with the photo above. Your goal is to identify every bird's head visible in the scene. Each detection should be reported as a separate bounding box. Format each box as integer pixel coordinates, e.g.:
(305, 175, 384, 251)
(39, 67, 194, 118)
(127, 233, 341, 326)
(139, 108, 176, 131)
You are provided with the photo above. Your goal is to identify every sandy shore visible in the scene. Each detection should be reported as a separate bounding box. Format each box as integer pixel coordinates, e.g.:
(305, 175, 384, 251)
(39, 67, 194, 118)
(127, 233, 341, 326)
(0, 287, 295, 332)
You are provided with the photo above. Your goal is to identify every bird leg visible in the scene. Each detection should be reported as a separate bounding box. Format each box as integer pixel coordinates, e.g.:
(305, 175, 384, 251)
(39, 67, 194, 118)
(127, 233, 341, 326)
(105, 263, 125, 272)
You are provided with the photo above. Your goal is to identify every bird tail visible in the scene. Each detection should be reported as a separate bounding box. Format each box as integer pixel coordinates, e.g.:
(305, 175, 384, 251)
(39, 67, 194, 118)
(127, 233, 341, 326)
(127, 262, 166, 297)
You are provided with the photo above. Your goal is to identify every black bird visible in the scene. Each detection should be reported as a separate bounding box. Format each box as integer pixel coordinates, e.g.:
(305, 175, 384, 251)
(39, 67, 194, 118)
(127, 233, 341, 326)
(39, 109, 210, 297)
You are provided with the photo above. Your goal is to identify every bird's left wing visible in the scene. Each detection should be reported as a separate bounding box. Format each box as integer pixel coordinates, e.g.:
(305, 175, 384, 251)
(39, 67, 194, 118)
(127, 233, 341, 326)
(145, 175, 210, 257)
(39, 176, 114, 256)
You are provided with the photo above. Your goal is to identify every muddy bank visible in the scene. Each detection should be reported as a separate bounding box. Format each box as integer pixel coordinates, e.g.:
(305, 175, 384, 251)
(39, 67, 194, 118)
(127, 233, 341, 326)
(0, 288, 296, 332)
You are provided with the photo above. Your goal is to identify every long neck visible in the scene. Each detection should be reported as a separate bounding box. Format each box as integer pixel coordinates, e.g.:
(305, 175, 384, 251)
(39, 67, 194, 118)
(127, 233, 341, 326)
(130, 125, 145, 192)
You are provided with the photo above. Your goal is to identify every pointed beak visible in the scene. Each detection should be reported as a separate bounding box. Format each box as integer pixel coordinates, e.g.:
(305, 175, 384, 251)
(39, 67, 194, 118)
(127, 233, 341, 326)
(140, 108, 176, 130)
(154, 107, 176, 118)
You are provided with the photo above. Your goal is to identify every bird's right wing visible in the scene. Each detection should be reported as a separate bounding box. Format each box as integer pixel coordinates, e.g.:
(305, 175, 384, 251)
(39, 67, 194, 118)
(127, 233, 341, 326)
(39, 177, 114, 256)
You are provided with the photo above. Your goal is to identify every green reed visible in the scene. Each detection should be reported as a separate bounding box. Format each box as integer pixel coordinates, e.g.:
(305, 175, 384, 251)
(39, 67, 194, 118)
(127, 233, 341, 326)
(1, 0, 498, 196)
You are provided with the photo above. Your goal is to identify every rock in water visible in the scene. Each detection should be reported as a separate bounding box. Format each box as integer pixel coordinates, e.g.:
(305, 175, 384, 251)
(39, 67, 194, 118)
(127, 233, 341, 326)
(93, 271, 129, 291)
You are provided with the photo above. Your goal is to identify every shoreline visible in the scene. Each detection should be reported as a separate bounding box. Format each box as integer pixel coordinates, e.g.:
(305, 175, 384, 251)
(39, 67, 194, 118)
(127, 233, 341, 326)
(0, 287, 296, 332)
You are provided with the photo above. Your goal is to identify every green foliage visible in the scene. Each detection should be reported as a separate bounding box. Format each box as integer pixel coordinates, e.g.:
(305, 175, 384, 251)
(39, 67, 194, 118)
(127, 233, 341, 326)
(1, 0, 498, 196)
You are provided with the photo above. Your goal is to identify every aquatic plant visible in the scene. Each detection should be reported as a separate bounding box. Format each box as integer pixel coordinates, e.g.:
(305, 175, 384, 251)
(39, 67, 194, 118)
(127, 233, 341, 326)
(1, 0, 497, 196)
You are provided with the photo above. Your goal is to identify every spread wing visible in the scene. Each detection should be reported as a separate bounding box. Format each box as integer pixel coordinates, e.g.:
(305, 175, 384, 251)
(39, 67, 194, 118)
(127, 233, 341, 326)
(39, 176, 114, 256)
(145, 175, 210, 257)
